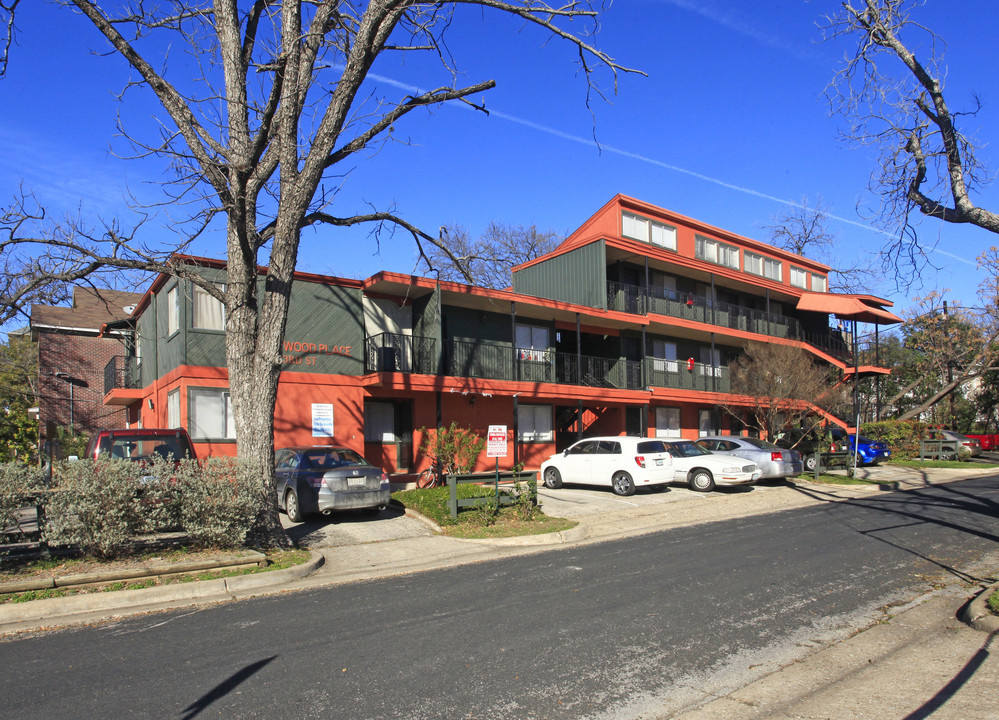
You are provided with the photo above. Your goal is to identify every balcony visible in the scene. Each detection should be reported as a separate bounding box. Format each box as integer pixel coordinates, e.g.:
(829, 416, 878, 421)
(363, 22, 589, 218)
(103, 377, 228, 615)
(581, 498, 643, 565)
(646, 359, 731, 393)
(364, 333, 437, 374)
(104, 356, 140, 396)
(607, 281, 863, 360)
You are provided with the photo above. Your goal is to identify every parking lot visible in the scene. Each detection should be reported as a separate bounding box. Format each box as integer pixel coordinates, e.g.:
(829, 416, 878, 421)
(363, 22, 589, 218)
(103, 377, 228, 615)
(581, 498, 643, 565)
(282, 478, 775, 548)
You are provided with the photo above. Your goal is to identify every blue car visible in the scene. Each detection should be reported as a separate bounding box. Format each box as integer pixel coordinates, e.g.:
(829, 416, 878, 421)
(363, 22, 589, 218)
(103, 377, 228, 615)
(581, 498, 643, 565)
(830, 428, 891, 466)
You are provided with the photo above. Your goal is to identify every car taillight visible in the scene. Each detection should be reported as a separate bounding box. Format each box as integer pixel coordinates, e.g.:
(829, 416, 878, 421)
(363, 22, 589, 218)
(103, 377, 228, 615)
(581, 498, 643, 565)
(635, 455, 646, 468)
(771, 452, 783, 462)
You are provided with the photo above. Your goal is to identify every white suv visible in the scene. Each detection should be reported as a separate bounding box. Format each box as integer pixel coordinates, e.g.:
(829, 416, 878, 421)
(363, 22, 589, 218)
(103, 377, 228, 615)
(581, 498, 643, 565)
(541, 436, 674, 496)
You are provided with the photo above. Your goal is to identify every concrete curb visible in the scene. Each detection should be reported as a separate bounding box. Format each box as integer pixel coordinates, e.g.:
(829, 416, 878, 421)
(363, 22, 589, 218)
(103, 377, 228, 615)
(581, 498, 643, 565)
(0, 550, 324, 630)
(957, 580, 999, 633)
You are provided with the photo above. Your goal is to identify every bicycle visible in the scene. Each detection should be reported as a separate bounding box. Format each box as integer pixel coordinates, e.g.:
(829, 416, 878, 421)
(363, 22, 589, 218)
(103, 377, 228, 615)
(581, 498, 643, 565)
(415, 458, 444, 489)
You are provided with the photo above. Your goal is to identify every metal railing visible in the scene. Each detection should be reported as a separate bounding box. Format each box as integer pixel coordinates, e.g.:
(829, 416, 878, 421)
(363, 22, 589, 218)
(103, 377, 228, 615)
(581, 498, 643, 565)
(104, 356, 140, 395)
(365, 333, 437, 374)
(645, 359, 731, 393)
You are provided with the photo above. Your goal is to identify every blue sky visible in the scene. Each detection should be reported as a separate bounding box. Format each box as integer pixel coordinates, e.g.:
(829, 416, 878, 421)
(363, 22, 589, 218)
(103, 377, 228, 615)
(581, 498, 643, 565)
(2, 1, 998, 328)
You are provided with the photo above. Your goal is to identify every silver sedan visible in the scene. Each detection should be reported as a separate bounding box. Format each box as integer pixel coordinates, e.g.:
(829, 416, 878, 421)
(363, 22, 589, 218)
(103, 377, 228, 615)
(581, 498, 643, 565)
(696, 436, 803, 481)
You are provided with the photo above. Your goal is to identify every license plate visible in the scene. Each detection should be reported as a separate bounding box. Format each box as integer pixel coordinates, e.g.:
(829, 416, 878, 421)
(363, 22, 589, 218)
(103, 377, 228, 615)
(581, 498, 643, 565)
(347, 477, 367, 487)
(655, 459, 663, 466)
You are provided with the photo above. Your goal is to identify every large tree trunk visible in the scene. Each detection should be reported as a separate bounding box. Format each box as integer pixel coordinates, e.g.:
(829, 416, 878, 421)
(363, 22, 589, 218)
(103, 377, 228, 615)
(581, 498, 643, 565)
(226, 216, 294, 548)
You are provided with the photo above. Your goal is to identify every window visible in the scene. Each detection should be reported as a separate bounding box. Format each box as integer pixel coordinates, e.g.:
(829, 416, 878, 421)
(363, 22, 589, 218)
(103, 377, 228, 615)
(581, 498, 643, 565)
(167, 389, 180, 429)
(655, 407, 681, 438)
(651, 339, 678, 372)
(745, 252, 782, 281)
(621, 211, 676, 251)
(516, 323, 550, 362)
(364, 401, 395, 443)
(189, 387, 235, 440)
(192, 284, 225, 331)
(790, 266, 808, 289)
(698, 409, 719, 436)
(517, 404, 553, 442)
(167, 286, 179, 336)
(700, 347, 722, 377)
(810, 274, 827, 292)
(695, 236, 739, 269)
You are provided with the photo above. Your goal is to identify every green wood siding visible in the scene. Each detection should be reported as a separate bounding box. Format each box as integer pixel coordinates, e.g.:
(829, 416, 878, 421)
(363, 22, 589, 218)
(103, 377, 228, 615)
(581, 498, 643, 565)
(511, 240, 607, 308)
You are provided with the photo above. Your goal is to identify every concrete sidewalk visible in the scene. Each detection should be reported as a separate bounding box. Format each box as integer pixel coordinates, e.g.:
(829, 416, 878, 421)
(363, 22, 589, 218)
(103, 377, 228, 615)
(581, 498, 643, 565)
(1, 464, 997, 719)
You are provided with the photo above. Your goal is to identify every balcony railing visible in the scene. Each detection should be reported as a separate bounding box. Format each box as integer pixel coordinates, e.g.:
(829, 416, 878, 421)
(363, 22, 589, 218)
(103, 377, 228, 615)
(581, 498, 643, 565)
(556, 353, 643, 390)
(104, 356, 140, 395)
(365, 333, 437, 374)
(646, 359, 730, 393)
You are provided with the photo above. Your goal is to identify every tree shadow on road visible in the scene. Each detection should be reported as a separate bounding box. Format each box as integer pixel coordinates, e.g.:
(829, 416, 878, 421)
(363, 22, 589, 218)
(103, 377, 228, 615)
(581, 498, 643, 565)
(180, 655, 277, 719)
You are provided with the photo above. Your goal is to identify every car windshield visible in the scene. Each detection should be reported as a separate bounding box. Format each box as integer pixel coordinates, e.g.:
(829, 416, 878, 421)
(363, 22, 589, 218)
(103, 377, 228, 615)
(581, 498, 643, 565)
(302, 448, 367, 470)
(636, 440, 668, 454)
(741, 438, 781, 450)
(100, 436, 192, 461)
(667, 441, 711, 457)
(855, 435, 874, 443)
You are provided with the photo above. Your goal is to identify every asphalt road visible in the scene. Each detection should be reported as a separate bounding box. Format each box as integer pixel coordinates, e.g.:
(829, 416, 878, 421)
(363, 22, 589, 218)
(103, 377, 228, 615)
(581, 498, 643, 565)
(3, 476, 998, 720)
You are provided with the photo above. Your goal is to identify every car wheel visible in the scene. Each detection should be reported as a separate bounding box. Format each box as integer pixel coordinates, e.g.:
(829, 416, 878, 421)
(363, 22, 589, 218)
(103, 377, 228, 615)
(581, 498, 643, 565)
(689, 469, 715, 492)
(611, 471, 636, 496)
(543, 467, 563, 489)
(804, 455, 817, 472)
(285, 490, 303, 523)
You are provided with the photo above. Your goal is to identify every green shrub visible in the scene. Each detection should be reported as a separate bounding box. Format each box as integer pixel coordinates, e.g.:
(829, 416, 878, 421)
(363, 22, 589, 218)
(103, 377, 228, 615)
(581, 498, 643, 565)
(0, 462, 46, 544)
(418, 422, 486, 474)
(177, 457, 266, 548)
(860, 420, 935, 460)
(43, 460, 146, 558)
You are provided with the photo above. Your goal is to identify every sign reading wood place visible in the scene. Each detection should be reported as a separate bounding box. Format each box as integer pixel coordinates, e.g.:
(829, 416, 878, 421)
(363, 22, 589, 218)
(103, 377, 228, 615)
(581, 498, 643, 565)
(283, 340, 353, 366)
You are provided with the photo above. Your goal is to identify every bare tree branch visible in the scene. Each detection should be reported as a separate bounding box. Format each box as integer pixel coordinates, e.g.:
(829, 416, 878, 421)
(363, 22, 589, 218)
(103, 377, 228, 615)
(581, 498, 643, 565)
(822, 0, 999, 282)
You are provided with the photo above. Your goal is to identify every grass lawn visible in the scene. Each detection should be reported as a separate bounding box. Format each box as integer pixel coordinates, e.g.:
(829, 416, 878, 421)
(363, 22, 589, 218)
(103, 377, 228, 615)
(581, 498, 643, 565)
(0, 547, 311, 604)
(887, 459, 999, 469)
(392, 485, 577, 539)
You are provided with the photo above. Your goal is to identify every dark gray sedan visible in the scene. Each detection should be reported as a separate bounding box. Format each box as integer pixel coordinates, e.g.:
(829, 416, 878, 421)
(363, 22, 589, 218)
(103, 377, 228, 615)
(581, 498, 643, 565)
(275, 446, 390, 522)
(696, 436, 803, 481)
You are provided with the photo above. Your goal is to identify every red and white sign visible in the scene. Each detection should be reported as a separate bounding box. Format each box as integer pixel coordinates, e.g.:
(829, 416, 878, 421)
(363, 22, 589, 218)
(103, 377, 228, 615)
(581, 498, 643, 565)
(487, 425, 508, 458)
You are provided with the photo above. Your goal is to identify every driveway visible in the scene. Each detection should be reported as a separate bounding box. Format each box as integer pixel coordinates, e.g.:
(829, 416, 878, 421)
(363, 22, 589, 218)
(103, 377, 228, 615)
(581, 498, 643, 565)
(279, 502, 435, 548)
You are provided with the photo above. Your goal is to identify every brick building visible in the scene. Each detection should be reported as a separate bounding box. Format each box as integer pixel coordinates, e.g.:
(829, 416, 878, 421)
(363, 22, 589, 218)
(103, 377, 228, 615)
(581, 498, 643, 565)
(31, 287, 144, 446)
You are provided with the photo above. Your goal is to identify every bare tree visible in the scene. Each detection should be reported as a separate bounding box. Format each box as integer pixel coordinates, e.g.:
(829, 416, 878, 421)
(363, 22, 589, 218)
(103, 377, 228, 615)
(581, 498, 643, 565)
(764, 196, 881, 294)
(725, 341, 850, 439)
(420, 222, 561, 288)
(0, 2, 638, 546)
(823, 0, 999, 278)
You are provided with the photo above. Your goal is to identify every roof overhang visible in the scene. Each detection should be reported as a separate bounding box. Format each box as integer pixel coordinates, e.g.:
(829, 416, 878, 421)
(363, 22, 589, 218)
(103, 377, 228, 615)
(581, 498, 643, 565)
(795, 292, 901, 325)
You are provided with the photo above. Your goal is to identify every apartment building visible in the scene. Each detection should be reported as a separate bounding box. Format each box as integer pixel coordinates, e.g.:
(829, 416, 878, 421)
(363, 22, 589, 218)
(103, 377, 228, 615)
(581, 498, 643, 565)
(98, 195, 898, 475)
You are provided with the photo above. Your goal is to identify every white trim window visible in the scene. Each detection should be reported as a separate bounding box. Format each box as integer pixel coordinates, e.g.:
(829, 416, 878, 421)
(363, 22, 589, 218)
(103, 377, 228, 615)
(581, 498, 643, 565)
(655, 407, 681, 438)
(516, 323, 549, 362)
(698, 409, 719, 436)
(790, 266, 808, 289)
(810, 274, 827, 292)
(189, 387, 236, 440)
(167, 286, 179, 336)
(651, 340, 678, 373)
(192, 283, 226, 331)
(695, 236, 739, 269)
(167, 389, 180, 429)
(622, 211, 677, 251)
(700, 347, 723, 377)
(745, 252, 782, 281)
(517, 404, 553, 442)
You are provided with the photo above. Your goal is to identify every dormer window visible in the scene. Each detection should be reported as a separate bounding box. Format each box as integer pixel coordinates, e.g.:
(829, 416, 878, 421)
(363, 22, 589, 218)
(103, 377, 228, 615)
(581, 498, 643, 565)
(695, 235, 739, 269)
(622, 211, 676, 251)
